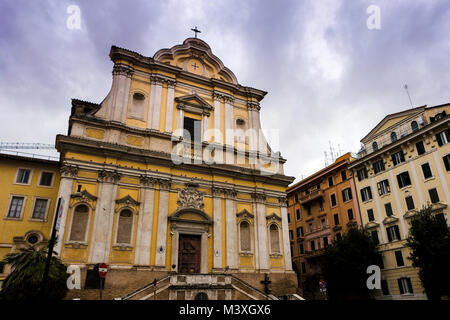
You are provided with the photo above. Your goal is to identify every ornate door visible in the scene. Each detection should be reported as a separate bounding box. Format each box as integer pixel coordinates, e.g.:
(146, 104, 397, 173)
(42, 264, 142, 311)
(178, 234, 201, 273)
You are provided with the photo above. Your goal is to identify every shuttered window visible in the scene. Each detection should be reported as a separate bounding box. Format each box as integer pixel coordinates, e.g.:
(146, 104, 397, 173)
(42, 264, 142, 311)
(398, 277, 413, 294)
(240, 221, 251, 252)
(70, 204, 89, 242)
(116, 209, 133, 244)
(270, 224, 280, 253)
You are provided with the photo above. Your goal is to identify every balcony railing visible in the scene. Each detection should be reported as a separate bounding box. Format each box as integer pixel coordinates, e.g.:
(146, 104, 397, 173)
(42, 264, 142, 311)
(304, 248, 326, 258)
(299, 189, 324, 205)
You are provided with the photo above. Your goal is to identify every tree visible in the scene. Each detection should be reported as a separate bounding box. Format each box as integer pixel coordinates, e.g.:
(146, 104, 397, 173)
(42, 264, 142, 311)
(406, 206, 450, 300)
(0, 245, 68, 300)
(321, 227, 379, 300)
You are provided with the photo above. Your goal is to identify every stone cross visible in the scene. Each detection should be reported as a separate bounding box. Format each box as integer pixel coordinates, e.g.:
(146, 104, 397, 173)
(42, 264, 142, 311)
(191, 26, 201, 38)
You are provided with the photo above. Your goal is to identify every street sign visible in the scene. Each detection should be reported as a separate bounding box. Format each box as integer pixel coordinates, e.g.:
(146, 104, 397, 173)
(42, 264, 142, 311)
(98, 263, 108, 278)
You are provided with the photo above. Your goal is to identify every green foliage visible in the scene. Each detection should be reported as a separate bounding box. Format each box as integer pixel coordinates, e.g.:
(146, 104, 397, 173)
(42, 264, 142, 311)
(406, 206, 450, 300)
(321, 227, 379, 300)
(0, 246, 68, 300)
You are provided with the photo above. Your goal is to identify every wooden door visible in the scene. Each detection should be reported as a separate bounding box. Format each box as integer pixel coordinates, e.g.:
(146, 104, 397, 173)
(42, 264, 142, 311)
(178, 234, 201, 273)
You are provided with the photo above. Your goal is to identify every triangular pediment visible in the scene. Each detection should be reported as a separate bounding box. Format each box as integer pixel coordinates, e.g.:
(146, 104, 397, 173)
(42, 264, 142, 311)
(382, 215, 399, 225)
(175, 93, 213, 116)
(115, 194, 140, 206)
(361, 106, 426, 143)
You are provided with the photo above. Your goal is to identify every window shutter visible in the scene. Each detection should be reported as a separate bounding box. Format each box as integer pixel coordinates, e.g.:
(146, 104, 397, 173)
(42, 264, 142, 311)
(387, 228, 393, 242)
(391, 154, 396, 165)
(377, 182, 382, 196)
(394, 225, 401, 240)
(368, 187, 372, 199)
(398, 279, 404, 294)
(407, 278, 413, 294)
(400, 152, 405, 162)
(397, 174, 402, 188)
(436, 133, 443, 146)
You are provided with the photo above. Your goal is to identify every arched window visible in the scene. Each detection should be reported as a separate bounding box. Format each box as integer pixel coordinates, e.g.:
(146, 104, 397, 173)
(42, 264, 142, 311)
(269, 224, 280, 254)
(240, 221, 251, 252)
(116, 209, 133, 244)
(411, 121, 419, 132)
(372, 141, 378, 151)
(70, 204, 89, 242)
(390, 132, 397, 143)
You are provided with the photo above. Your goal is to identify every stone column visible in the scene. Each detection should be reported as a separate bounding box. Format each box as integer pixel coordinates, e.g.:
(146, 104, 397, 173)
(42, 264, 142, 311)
(177, 108, 185, 138)
(54, 165, 78, 256)
(154, 179, 171, 268)
(148, 75, 164, 130)
(225, 189, 238, 270)
(88, 170, 121, 264)
(202, 113, 209, 143)
(253, 192, 269, 271)
(279, 197, 293, 271)
(212, 187, 223, 271)
(212, 92, 222, 144)
(109, 64, 134, 123)
(164, 80, 176, 133)
(134, 176, 157, 266)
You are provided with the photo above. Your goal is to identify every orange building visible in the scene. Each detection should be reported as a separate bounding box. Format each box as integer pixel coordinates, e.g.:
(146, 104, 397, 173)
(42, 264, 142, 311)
(286, 153, 362, 299)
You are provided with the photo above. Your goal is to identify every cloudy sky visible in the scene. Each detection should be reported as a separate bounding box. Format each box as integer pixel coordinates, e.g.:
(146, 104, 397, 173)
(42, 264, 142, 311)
(1, 0, 449, 183)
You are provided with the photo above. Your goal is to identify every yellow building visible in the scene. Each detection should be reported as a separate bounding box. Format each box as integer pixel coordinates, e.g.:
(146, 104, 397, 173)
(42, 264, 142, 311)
(349, 104, 450, 300)
(0, 153, 60, 286)
(52, 37, 297, 300)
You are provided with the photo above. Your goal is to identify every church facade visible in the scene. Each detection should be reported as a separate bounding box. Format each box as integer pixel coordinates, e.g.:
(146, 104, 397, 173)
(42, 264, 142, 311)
(55, 37, 297, 299)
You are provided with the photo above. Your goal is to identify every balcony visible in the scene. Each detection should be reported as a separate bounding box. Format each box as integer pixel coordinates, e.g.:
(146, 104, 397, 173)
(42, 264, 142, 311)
(304, 248, 326, 259)
(299, 189, 324, 205)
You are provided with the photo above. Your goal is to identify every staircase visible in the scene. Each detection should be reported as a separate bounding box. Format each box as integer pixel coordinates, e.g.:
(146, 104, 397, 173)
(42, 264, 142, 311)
(119, 273, 291, 300)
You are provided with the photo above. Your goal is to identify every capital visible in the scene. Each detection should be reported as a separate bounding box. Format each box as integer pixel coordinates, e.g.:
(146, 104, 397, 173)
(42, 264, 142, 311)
(113, 64, 134, 78)
(159, 178, 172, 191)
(139, 175, 157, 188)
(98, 170, 121, 184)
(60, 165, 78, 178)
(251, 192, 266, 203)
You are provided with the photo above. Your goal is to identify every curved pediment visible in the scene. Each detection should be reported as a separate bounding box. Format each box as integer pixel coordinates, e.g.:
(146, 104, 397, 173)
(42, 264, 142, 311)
(169, 208, 212, 225)
(382, 215, 399, 225)
(153, 38, 238, 84)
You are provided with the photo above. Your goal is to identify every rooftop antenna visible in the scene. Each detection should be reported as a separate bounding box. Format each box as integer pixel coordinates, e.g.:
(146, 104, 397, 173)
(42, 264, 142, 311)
(404, 84, 414, 108)
(329, 141, 336, 163)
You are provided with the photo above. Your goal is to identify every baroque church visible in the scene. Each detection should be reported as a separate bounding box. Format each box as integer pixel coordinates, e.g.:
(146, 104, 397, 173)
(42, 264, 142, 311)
(55, 36, 298, 299)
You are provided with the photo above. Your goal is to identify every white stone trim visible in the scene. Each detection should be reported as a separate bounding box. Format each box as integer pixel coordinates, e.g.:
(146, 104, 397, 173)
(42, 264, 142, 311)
(134, 187, 156, 266)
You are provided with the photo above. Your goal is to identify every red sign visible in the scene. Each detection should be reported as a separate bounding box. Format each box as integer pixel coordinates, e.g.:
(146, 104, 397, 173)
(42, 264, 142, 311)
(98, 263, 108, 278)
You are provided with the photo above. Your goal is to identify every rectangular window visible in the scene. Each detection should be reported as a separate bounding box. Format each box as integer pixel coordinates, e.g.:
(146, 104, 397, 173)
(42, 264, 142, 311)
(416, 141, 425, 155)
(301, 262, 306, 274)
(321, 218, 326, 229)
(398, 277, 413, 295)
(289, 230, 293, 240)
(7, 196, 24, 218)
(347, 209, 354, 220)
(336, 232, 342, 241)
(357, 167, 368, 181)
(342, 188, 352, 202)
(391, 151, 405, 166)
(387, 225, 401, 242)
(373, 159, 385, 174)
(384, 203, 393, 217)
(395, 250, 405, 267)
(0, 262, 4, 274)
(377, 179, 390, 196)
(443, 154, 450, 171)
(183, 117, 201, 142)
(330, 194, 337, 207)
(405, 196, 415, 211)
(296, 227, 304, 237)
(299, 243, 304, 255)
(294, 193, 299, 203)
(308, 223, 313, 233)
(328, 176, 334, 187)
(287, 213, 291, 224)
(39, 172, 53, 186)
(381, 280, 390, 295)
(367, 209, 375, 222)
(310, 240, 315, 251)
(333, 214, 339, 225)
(323, 236, 329, 247)
(32, 199, 48, 220)
(307, 206, 311, 216)
(16, 169, 30, 184)
(360, 186, 373, 202)
(428, 188, 440, 203)
(436, 129, 450, 146)
(371, 230, 379, 245)
(377, 254, 384, 269)
(421, 163, 433, 179)
(296, 208, 301, 220)
(397, 171, 412, 188)
(341, 170, 347, 181)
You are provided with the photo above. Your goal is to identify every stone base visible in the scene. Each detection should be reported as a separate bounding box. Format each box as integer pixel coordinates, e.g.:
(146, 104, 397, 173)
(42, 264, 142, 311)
(64, 267, 298, 300)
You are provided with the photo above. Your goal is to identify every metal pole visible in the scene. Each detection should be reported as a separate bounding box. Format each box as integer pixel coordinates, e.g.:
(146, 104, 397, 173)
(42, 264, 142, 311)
(100, 278, 103, 300)
(40, 197, 62, 298)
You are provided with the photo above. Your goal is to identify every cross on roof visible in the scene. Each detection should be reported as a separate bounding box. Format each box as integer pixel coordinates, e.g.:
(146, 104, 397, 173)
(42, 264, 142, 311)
(191, 26, 201, 38)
